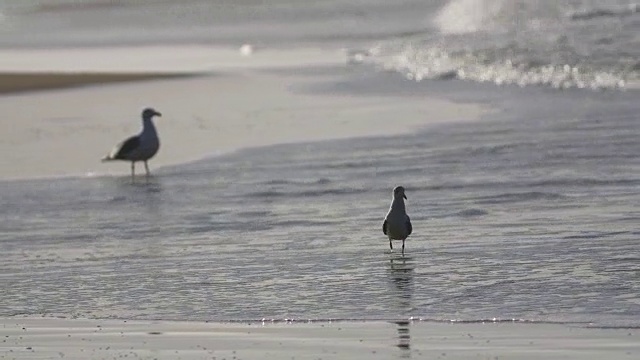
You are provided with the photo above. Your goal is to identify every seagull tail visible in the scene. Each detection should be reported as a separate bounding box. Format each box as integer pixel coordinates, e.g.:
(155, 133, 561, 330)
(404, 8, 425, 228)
(101, 154, 115, 162)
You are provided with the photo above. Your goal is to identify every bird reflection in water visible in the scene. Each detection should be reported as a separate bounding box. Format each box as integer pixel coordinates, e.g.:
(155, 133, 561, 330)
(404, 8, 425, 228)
(388, 255, 415, 357)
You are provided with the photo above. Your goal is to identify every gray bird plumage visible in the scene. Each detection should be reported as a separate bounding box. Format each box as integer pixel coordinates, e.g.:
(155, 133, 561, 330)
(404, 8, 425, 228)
(102, 108, 161, 177)
(383, 186, 412, 256)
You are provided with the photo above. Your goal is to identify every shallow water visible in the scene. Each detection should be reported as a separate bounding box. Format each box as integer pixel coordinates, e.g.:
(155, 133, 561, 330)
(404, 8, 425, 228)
(1, 0, 639, 330)
(1, 71, 638, 326)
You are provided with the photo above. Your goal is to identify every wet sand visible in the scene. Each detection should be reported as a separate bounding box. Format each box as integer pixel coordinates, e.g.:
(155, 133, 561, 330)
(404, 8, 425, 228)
(1, 318, 638, 360)
(4, 46, 638, 360)
(0, 72, 191, 94)
(0, 46, 489, 180)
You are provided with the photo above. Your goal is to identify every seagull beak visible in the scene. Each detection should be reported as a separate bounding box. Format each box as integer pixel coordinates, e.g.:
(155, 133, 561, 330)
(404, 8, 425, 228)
(403, 194, 407, 200)
(155, 111, 162, 117)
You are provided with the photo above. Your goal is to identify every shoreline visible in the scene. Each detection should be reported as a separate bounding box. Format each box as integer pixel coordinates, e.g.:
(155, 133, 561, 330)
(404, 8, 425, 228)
(0, 46, 492, 181)
(0, 72, 196, 95)
(1, 317, 638, 359)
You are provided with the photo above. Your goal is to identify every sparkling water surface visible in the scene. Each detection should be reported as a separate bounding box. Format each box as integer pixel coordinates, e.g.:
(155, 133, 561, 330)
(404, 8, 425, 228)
(0, 0, 639, 330)
(2, 75, 638, 326)
(0, 0, 638, 89)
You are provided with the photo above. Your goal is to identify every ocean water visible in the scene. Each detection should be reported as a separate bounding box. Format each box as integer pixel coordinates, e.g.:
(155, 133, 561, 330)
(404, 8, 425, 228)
(1, 0, 640, 329)
(0, 0, 638, 89)
(361, 0, 640, 90)
(2, 74, 639, 326)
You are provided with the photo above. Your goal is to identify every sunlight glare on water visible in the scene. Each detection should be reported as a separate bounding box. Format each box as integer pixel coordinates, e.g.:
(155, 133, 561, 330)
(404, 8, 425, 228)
(1, 81, 639, 326)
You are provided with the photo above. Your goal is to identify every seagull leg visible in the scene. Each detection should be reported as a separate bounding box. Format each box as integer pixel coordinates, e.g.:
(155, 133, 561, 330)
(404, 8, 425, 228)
(389, 241, 393, 252)
(130, 162, 135, 178)
(402, 240, 405, 257)
(144, 161, 150, 176)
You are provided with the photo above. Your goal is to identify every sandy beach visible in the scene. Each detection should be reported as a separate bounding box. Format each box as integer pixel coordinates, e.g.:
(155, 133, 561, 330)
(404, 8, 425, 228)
(1, 317, 638, 360)
(0, 72, 191, 95)
(2, 1, 640, 359)
(0, 46, 488, 180)
(1, 35, 639, 360)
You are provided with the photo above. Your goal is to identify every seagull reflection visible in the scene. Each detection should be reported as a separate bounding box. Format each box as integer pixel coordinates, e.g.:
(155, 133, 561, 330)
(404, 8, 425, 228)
(106, 174, 166, 218)
(388, 256, 415, 356)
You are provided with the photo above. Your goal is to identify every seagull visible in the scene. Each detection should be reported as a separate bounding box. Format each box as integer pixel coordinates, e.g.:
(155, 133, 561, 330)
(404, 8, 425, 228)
(382, 186, 413, 256)
(102, 107, 161, 177)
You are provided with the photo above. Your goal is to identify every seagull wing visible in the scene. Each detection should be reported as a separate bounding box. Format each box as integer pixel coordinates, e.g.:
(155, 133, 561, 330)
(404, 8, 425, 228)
(382, 219, 388, 235)
(110, 135, 140, 160)
(406, 215, 412, 236)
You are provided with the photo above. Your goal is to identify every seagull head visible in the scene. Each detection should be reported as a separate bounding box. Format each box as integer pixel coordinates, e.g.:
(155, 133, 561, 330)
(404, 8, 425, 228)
(142, 107, 162, 120)
(393, 186, 407, 200)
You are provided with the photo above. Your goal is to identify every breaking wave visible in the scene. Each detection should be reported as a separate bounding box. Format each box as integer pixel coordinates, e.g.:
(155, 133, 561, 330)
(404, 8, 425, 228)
(353, 0, 640, 90)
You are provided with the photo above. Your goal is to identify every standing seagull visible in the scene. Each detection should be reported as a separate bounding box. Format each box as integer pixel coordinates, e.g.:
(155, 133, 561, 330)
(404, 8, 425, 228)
(383, 186, 413, 256)
(102, 108, 162, 178)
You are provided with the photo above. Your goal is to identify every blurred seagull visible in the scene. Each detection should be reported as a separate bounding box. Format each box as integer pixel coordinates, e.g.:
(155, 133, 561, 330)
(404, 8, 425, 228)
(102, 107, 161, 177)
(382, 186, 413, 256)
